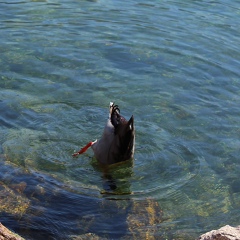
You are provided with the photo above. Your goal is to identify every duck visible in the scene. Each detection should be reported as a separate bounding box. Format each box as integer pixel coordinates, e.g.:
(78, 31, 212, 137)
(73, 102, 135, 165)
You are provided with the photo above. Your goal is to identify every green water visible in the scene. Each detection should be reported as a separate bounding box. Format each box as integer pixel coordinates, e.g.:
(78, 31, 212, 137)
(1, 0, 240, 239)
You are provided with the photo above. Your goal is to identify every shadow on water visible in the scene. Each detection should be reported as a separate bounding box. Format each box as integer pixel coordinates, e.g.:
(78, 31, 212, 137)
(0, 156, 165, 240)
(0, 158, 128, 239)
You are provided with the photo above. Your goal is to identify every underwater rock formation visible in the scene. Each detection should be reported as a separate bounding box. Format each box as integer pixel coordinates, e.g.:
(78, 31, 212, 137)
(198, 225, 240, 240)
(0, 223, 24, 240)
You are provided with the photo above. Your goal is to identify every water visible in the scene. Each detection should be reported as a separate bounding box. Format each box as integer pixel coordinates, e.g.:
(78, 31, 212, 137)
(1, 0, 240, 239)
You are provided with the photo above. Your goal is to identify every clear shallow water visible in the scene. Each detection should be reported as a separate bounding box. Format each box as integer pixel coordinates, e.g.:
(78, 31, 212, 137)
(0, 0, 240, 239)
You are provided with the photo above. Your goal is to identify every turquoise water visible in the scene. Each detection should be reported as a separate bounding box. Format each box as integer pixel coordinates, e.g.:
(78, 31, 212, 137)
(1, 0, 240, 239)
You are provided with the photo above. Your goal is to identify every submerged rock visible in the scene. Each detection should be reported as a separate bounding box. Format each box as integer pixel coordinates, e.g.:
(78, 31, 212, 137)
(0, 182, 30, 216)
(70, 233, 107, 239)
(127, 198, 163, 239)
(198, 225, 240, 240)
(0, 223, 24, 240)
(72, 197, 163, 240)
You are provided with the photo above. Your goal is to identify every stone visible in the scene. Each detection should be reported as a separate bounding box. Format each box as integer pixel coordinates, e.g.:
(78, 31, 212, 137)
(0, 223, 24, 240)
(197, 225, 240, 240)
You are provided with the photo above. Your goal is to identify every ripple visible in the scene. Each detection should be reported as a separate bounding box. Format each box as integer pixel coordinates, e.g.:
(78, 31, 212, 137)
(1, 0, 240, 238)
(129, 144, 201, 199)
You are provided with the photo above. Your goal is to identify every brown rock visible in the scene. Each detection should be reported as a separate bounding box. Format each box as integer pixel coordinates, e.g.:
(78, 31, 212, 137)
(197, 225, 240, 240)
(0, 223, 24, 240)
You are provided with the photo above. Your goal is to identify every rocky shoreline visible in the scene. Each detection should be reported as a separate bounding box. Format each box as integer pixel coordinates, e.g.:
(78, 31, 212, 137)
(0, 223, 24, 240)
(1, 222, 239, 239)
(197, 225, 240, 240)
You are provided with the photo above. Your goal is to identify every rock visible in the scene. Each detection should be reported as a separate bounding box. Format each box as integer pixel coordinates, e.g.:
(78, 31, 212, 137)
(127, 198, 163, 239)
(70, 233, 106, 239)
(0, 223, 24, 240)
(197, 225, 240, 240)
(0, 183, 30, 216)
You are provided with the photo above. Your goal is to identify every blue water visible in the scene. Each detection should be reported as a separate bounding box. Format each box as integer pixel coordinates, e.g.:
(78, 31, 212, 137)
(1, 0, 240, 239)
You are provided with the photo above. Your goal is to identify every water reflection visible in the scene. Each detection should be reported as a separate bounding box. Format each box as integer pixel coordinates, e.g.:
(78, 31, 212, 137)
(91, 159, 133, 195)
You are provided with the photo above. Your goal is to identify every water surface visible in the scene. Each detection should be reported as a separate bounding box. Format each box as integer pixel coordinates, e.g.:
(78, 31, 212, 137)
(1, 0, 240, 239)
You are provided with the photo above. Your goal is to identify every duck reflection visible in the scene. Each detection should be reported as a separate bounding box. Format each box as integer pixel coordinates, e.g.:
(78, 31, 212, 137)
(91, 158, 134, 195)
